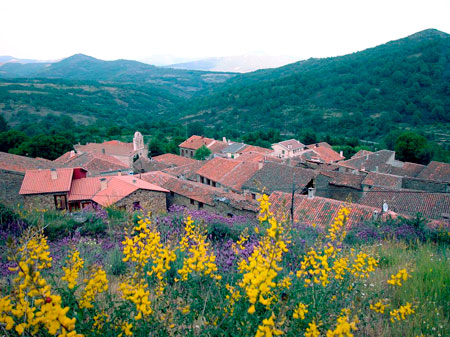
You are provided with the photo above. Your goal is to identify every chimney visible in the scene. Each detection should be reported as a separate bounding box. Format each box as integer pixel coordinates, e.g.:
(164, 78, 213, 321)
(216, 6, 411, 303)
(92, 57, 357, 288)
(375, 166, 379, 172)
(100, 178, 107, 191)
(339, 150, 343, 157)
(132, 179, 137, 184)
(69, 150, 75, 158)
(50, 168, 57, 180)
(258, 162, 264, 169)
(223, 137, 227, 143)
(102, 148, 105, 154)
(315, 143, 319, 148)
(307, 187, 315, 199)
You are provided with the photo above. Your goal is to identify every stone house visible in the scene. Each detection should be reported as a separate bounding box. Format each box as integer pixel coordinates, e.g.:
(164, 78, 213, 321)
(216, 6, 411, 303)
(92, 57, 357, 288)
(315, 171, 366, 203)
(140, 171, 258, 217)
(19, 167, 168, 214)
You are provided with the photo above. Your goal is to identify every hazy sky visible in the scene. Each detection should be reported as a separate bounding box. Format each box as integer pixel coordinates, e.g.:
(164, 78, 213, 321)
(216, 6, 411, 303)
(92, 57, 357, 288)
(1, 0, 449, 63)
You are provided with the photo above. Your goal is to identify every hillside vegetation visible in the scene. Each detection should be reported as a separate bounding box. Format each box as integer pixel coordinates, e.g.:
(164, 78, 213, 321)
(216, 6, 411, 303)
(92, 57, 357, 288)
(177, 29, 450, 141)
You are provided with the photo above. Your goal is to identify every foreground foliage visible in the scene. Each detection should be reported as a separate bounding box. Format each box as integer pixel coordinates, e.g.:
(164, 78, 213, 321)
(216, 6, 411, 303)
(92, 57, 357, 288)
(0, 197, 449, 336)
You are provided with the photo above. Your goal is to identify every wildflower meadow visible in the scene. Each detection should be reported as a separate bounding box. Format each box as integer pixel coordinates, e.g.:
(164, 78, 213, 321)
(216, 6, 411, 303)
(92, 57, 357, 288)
(0, 197, 449, 337)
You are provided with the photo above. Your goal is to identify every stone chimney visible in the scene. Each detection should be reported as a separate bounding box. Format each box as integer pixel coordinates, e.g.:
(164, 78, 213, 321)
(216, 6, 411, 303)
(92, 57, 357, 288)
(50, 168, 57, 180)
(339, 150, 343, 157)
(258, 161, 264, 170)
(100, 178, 107, 191)
(69, 150, 75, 158)
(307, 187, 315, 199)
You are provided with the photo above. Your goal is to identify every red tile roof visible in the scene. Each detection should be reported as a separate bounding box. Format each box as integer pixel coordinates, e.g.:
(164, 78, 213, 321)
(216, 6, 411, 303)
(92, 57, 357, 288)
(68, 177, 102, 201)
(269, 191, 385, 228)
(377, 162, 425, 177)
(59, 152, 129, 175)
(351, 150, 373, 159)
(197, 157, 241, 183)
(0, 151, 60, 173)
(74, 140, 136, 157)
(92, 176, 168, 207)
(303, 145, 345, 164)
(329, 172, 366, 190)
(235, 152, 266, 163)
(359, 187, 450, 221)
(240, 145, 273, 155)
(19, 168, 76, 195)
(163, 162, 204, 181)
(152, 153, 198, 167)
(242, 162, 317, 194)
(141, 171, 259, 212)
(196, 157, 260, 191)
(362, 172, 402, 189)
(338, 150, 395, 172)
(178, 135, 227, 153)
(275, 139, 305, 151)
(416, 161, 450, 182)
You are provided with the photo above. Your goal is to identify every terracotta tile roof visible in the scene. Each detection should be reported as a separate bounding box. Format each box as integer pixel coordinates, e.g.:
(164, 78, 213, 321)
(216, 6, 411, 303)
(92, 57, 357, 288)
(235, 152, 266, 163)
(0, 151, 60, 173)
(269, 191, 382, 227)
(221, 161, 261, 191)
(74, 140, 136, 157)
(306, 142, 333, 149)
(329, 172, 366, 190)
(197, 157, 241, 183)
(152, 153, 198, 167)
(351, 150, 373, 159)
(222, 142, 247, 154)
(274, 139, 305, 151)
(133, 157, 170, 173)
(141, 171, 259, 212)
(68, 177, 102, 201)
(359, 187, 450, 221)
(163, 162, 204, 181)
(240, 145, 273, 155)
(362, 172, 402, 189)
(92, 175, 168, 207)
(416, 161, 450, 182)
(242, 162, 317, 194)
(19, 168, 76, 195)
(60, 152, 130, 175)
(377, 162, 425, 177)
(178, 135, 227, 153)
(338, 150, 395, 172)
(303, 145, 345, 164)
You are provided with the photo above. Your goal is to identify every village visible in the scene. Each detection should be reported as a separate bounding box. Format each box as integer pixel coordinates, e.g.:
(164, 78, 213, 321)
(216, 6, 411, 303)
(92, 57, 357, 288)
(1, 131, 449, 227)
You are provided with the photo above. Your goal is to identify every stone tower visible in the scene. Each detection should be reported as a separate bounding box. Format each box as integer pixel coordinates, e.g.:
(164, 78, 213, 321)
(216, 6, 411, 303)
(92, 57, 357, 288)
(133, 131, 144, 151)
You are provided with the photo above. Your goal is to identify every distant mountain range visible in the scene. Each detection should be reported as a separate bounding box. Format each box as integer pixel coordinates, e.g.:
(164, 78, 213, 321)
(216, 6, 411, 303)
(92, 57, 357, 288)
(165, 55, 298, 73)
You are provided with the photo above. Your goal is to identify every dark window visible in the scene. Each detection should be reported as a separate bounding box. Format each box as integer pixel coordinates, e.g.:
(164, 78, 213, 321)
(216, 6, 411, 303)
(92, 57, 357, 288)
(198, 202, 204, 209)
(54, 195, 67, 210)
(190, 199, 195, 205)
(251, 193, 256, 200)
(133, 201, 141, 211)
(170, 191, 174, 197)
(227, 213, 233, 218)
(200, 176, 204, 184)
(212, 181, 216, 187)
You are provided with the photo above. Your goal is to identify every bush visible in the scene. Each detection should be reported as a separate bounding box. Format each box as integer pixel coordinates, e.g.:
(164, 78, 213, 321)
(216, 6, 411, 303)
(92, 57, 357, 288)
(108, 246, 128, 276)
(0, 203, 18, 225)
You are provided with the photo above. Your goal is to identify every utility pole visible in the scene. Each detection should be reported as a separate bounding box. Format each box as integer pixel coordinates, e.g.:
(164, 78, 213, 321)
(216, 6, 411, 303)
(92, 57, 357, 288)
(290, 172, 295, 226)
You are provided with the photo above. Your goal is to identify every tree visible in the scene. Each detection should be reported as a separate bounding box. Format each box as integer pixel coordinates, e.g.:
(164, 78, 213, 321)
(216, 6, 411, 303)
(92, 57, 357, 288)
(0, 130, 29, 153)
(394, 132, 433, 164)
(148, 137, 165, 157)
(0, 115, 9, 132)
(12, 134, 73, 160)
(194, 145, 211, 160)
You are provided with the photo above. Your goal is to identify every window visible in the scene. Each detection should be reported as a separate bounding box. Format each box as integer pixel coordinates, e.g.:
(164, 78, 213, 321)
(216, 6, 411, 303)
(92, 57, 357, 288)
(212, 181, 216, 187)
(198, 202, 203, 209)
(170, 191, 174, 197)
(54, 195, 67, 210)
(190, 199, 195, 205)
(133, 201, 141, 211)
(251, 193, 256, 200)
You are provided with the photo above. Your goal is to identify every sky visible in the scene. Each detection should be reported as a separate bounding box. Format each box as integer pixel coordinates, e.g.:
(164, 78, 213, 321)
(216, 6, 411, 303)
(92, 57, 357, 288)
(1, 0, 449, 64)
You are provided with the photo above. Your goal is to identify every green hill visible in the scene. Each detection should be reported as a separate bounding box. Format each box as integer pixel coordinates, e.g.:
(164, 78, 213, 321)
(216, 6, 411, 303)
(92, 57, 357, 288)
(176, 29, 450, 141)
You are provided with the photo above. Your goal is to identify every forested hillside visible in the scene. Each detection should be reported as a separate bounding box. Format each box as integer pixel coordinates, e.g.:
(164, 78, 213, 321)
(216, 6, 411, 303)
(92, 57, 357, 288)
(177, 29, 450, 141)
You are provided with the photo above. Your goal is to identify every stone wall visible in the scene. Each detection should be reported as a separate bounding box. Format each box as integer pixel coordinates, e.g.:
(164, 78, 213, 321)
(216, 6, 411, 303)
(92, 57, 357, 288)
(114, 190, 167, 215)
(0, 170, 25, 207)
(315, 174, 363, 202)
(402, 177, 449, 193)
(23, 194, 59, 211)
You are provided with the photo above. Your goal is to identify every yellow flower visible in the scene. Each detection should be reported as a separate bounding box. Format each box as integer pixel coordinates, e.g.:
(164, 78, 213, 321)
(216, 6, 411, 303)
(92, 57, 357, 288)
(305, 321, 320, 337)
(61, 249, 84, 290)
(80, 266, 108, 309)
(370, 300, 388, 314)
(255, 312, 283, 337)
(387, 268, 410, 286)
(326, 315, 358, 337)
(293, 302, 308, 320)
(390, 302, 414, 322)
